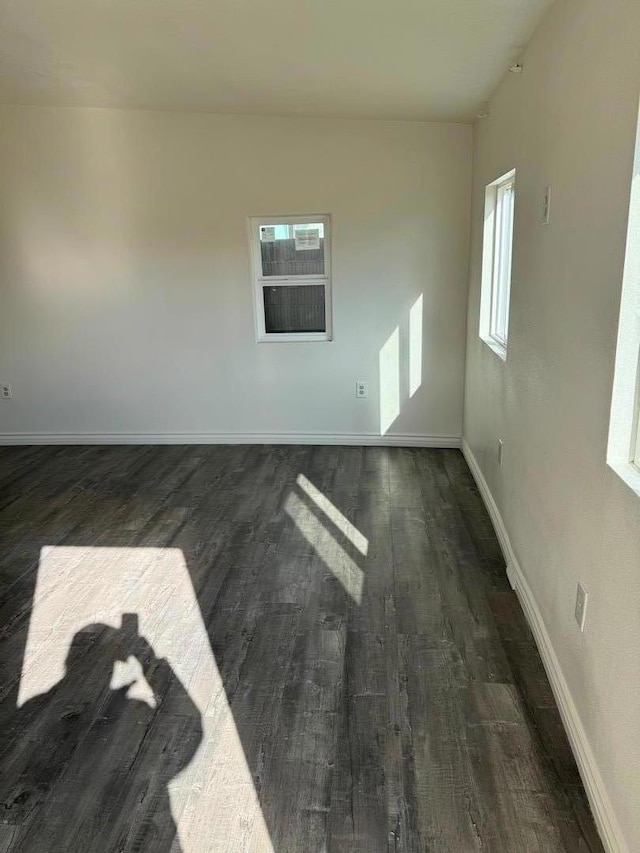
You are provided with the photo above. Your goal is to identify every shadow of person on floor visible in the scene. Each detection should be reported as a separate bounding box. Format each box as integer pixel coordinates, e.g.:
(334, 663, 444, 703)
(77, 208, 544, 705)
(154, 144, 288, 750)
(0, 615, 202, 853)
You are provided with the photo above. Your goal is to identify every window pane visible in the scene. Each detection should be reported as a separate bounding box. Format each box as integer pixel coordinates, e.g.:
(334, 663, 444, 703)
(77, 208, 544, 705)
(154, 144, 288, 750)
(491, 182, 514, 345)
(263, 285, 326, 333)
(259, 222, 325, 277)
(293, 222, 325, 238)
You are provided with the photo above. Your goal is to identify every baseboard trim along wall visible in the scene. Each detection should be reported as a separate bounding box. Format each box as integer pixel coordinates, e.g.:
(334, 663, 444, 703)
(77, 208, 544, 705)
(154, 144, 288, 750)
(0, 432, 461, 448)
(461, 439, 629, 853)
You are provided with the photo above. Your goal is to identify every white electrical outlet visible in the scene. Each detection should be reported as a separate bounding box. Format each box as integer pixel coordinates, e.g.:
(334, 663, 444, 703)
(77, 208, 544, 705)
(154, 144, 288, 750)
(543, 186, 552, 225)
(497, 438, 504, 467)
(355, 381, 368, 399)
(1, 385, 12, 399)
(574, 582, 588, 632)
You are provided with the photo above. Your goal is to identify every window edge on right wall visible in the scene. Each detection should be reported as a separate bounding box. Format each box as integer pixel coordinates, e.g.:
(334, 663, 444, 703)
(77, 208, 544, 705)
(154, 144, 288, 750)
(479, 168, 516, 362)
(607, 99, 640, 495)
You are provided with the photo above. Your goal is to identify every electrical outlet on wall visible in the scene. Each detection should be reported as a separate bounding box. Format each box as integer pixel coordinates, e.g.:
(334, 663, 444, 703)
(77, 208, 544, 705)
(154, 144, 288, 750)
(355, 381, 368, 399)
(497, 438, 504, 467)
(1, 385, 12, 399)
(574, 582, 588, 632)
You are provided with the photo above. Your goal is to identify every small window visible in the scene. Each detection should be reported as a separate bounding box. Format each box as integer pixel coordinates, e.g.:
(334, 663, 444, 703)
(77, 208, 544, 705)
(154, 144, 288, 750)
(479, 170, 516, 359)
(249, 215, 332, 342)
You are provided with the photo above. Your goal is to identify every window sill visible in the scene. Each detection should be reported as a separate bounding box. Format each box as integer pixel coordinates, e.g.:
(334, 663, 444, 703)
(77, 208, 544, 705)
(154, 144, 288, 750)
(257, 332, 333, 343)
(607, 459, 640, 498)
(480, 336, 507, 362)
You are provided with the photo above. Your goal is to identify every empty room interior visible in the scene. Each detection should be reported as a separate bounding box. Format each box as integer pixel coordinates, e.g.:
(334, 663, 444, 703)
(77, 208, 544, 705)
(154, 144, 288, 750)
(1, 0, 640, 851)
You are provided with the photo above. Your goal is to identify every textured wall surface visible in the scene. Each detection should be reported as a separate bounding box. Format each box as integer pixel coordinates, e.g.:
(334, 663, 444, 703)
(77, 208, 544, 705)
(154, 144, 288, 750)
(464, 0, 640, 848)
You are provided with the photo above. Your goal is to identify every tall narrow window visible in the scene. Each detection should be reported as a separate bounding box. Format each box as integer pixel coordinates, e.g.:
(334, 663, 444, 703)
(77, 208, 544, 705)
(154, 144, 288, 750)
(607, 100, 640, 495)
(479, 170, 516, 359)
(249, 215, 332, 342)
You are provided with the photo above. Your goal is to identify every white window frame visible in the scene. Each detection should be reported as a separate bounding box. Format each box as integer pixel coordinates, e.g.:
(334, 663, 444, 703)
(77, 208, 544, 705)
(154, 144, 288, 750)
(479, 169, 516, 361)
(607, 100, 640, 495)
(634, 390, 640, 469)
(248, 214, 332, 343)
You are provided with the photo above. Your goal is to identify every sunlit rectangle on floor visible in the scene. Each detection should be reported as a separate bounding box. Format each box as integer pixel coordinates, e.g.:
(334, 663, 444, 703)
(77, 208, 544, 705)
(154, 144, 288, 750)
(284, 492, 364, 603)
(20, 546, 274, 853)
(296, 473, 368, 555)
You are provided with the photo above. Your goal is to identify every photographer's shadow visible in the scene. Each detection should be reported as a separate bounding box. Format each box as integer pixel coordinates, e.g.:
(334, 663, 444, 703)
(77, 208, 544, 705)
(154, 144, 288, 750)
(0, 616, 203, 853)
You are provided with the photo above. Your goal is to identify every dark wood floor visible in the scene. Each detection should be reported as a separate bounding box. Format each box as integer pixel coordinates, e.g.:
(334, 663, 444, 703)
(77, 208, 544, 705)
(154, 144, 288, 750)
(0, 445, 603, 852)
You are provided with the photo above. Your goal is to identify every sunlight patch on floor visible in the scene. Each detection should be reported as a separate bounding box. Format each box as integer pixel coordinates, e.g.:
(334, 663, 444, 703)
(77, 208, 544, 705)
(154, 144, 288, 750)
(21, 546, 274, 853)
(284, 492, 364, 603)
(110, 655, 157, 707)
(296, 473, 368, 556)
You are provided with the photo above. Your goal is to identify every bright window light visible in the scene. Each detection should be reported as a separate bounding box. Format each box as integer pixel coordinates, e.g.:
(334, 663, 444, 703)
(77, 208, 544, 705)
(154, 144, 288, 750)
(479, 169, 516, 360)
(607, 99, 640, 495)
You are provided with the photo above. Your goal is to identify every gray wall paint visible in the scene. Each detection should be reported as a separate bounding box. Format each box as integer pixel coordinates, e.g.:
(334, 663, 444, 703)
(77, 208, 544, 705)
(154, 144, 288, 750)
(464, 0, 640, 848)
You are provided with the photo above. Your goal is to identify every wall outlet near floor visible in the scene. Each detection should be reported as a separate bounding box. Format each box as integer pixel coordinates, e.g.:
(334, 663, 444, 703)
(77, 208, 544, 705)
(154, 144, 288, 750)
(575, 582, 588, 632)
(497, 438, 504, 467)
(355, 380, 368, 399)
(1, 384, 12, 399)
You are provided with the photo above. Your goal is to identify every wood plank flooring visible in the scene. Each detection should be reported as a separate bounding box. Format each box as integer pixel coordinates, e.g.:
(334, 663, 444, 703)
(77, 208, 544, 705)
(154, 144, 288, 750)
(0, 445, 603, 852)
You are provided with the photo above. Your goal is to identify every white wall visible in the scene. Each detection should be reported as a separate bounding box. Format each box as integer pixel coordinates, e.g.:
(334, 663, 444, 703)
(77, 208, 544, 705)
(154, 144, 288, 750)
(464, 0, 640, 849)
(0, 108, 471, 442)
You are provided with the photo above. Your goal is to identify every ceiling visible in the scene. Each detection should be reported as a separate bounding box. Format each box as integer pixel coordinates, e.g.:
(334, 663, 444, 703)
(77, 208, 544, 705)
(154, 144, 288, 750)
(0, 0, 554, 122)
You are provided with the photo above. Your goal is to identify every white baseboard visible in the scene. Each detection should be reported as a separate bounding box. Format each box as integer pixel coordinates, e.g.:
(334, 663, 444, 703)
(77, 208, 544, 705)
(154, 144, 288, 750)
(0, 431, 461, 448)
(461, 439, 628, 853)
